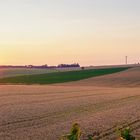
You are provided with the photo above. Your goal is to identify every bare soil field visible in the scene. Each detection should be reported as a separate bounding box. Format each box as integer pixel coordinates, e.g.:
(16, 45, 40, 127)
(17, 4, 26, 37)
(0, 68, 58, 78)
(0, 67, 80, 79)
(0, 67, 139, 140)
(0, 85, 140, 140)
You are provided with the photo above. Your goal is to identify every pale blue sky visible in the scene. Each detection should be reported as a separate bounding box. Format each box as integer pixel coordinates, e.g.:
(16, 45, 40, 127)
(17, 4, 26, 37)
(0, 0, 140, 65)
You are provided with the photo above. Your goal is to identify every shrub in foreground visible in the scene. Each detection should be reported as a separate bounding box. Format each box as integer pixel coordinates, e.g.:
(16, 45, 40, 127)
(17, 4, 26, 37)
(61, 123, 81, 140)
(62, 123, 138, 140)
(117, 127, 135, 140)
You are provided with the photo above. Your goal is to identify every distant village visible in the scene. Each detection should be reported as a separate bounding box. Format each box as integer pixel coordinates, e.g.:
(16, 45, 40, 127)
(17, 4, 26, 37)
(0, 63, 80, 69)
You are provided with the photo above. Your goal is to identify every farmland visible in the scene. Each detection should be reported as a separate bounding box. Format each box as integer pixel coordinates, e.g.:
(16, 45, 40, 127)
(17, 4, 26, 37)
(0, 67, 129, 84)
(0, 66, 139, 140)
(0, 68, 58, 78)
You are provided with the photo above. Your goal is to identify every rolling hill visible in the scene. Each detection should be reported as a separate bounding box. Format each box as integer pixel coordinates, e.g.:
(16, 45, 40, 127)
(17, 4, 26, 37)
(0, 67, 130, 84)
(61, 67, 140, 87)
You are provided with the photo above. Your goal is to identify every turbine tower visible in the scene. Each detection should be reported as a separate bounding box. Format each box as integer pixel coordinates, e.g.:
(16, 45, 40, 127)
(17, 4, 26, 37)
(125, 56, 128, 65)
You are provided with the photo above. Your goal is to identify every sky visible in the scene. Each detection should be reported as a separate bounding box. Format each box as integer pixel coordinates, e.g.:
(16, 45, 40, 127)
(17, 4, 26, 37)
(0, 0, 140, 66)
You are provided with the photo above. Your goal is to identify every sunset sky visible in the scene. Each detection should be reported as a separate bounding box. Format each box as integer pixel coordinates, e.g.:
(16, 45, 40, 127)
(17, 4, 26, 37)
(0, 0, 140, 66)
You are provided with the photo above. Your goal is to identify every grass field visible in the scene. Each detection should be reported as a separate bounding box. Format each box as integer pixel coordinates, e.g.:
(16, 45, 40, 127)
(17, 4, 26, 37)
(0, 67, 129, 84)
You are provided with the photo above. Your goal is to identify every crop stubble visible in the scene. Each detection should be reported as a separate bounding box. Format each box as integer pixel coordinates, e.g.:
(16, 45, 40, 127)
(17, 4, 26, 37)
(0, 85, 139, 140)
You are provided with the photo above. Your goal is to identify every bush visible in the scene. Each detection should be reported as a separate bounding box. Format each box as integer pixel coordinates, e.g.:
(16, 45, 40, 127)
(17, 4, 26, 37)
(117, 127, 135, 140)
(61, 123, 81, 140)
(62, 124, 138, 140)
